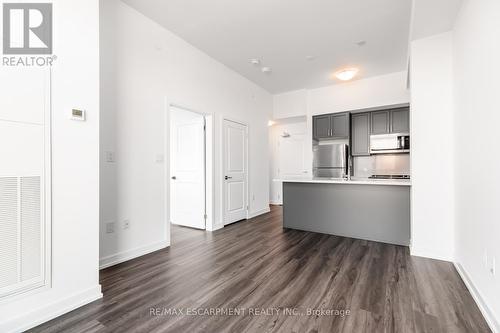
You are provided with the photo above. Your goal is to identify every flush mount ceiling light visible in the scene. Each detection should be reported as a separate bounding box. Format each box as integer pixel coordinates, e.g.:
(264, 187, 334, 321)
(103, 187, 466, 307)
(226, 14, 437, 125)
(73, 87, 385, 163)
(249, 58, 260, 65)
(334, 68, 359, 81)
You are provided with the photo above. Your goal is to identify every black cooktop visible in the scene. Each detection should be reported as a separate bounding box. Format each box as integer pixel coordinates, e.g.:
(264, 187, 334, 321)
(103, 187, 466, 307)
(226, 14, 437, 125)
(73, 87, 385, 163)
(369, 175, 411, 180)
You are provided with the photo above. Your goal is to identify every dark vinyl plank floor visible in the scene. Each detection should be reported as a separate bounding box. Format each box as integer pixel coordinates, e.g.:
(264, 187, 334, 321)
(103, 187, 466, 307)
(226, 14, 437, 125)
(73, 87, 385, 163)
(29, 206, 490, 333)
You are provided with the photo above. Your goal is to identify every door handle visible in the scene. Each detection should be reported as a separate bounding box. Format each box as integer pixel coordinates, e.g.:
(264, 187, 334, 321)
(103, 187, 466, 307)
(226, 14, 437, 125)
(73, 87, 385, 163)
(225, 176, 232, 180)
(171, 176, 177, 180)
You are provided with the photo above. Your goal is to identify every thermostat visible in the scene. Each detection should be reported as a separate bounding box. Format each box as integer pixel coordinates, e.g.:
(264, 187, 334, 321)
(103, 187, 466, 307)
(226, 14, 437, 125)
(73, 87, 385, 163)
(71, 109, 86, 121)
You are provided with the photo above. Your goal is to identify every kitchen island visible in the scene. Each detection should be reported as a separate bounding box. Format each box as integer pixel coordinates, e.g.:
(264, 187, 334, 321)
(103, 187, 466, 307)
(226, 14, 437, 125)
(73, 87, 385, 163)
(283, 179, 411, 246)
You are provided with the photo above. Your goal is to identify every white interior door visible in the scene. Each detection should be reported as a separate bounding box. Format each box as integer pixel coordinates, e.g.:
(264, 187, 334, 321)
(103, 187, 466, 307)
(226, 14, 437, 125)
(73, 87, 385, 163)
(223, 119, 248, 225)
(170, 108, 205, 229)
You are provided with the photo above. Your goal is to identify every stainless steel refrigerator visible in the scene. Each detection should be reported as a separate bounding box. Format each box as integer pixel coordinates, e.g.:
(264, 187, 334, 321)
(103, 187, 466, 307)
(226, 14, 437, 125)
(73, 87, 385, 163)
(313, 144, 349, 179)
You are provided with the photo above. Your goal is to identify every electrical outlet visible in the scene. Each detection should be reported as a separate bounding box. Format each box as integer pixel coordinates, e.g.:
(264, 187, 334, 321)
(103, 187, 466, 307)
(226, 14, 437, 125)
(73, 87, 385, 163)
(123, 219, 130, 230)
(155, 154, 165, 163)
(105, 151, 115, 163)
(106, 222, 115, 234)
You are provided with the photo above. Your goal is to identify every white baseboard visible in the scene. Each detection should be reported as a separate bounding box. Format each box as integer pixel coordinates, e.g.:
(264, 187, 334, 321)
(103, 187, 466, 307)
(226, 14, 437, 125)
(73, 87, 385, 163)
(269, 201, 282, 206)
(454, 262, 499, 333)
(1, 285, 102, 333)
(247, 207, 271, 219)
(410, 246, 454, 262)
(207, 223, 223, 232)
(99, 240, 170, 269)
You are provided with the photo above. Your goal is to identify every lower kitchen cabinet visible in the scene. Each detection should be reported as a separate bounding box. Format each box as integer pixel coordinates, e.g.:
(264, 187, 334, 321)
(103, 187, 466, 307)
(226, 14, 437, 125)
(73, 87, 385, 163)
(283, 182, 411, 246)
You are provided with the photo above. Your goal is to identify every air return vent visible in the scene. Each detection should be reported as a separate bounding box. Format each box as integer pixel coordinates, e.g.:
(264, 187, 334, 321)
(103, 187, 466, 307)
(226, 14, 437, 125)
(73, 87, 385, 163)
(0, 177, 19, 289)
(0, 176, 43, 297)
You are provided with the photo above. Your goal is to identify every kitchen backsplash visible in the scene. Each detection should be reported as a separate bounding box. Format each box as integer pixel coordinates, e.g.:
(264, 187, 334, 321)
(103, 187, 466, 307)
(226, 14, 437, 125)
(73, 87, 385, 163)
(353, 154, 410, 178)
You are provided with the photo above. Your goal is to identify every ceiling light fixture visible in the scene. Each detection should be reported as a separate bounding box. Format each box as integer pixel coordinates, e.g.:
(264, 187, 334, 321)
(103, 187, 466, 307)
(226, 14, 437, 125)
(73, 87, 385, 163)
(334, 68, 359, 81)
(249, 58, 260, 65)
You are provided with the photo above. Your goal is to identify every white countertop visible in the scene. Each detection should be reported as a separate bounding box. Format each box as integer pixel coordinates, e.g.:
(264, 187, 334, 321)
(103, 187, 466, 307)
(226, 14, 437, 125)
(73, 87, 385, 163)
(279, 178, 411, 186)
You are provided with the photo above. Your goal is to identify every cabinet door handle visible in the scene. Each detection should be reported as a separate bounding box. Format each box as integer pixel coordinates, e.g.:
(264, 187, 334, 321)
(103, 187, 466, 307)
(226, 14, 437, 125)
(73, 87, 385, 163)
(225, 176, 232, 180)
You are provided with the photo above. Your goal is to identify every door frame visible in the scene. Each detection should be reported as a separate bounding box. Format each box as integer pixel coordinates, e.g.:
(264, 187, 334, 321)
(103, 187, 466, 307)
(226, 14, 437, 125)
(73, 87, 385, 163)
(222, 117, 250, 224)
(165, 100, 214, 241)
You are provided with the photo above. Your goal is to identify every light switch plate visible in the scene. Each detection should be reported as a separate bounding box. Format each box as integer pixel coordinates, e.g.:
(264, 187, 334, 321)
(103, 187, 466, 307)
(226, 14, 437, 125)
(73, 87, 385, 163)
(106, 222, 115, 234)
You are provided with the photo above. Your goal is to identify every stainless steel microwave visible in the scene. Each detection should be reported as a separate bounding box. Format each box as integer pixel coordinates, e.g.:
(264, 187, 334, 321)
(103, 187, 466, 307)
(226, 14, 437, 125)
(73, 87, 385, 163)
(370, 133, 410, 154)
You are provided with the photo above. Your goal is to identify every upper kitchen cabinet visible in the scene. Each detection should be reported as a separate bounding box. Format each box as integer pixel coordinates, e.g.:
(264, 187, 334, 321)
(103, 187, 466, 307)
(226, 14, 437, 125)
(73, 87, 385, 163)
(313, 115, 332, 139)
(331, 113, 350, 138)
(390, 108, 410, 133)
(351, 113, 370, 156)
(371, 111, 391, 134)
(370, 108, 410, 134)
(313, 112, 350, 140)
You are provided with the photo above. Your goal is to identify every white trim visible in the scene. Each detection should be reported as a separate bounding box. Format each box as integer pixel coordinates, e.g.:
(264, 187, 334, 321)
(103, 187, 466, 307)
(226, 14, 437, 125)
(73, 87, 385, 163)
(206, 224, 224, 232)
(410, 246, 454, 262)
(0, 285, 102, 333)
(99, 240, 169, 269)
(454, 263, 499, 333)
(247, 207, 271, 219)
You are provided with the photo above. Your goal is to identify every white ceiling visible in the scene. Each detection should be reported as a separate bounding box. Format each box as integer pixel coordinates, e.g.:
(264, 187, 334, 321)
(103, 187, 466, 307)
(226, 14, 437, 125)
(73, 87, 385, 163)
(122, 0, 413, 93)
(411, 0, 463, 40)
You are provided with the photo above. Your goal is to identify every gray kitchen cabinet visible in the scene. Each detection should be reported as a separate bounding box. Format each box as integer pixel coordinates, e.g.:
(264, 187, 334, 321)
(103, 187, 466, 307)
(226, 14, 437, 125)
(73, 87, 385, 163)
(313, 115, 332, 139)
(313, 112, 350, 140)
(371, 108, 410, 134)
(371, 111, 390, 134)
(283, 182, 411, 246)
(390, 108, 410, 133)
(351, 113, 370, 156)
(331, 113, 350, 138)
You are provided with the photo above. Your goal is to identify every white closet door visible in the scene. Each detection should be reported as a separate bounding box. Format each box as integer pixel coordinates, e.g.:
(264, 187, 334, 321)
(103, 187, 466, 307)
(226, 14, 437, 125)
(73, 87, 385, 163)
(0, 68, 50, 298)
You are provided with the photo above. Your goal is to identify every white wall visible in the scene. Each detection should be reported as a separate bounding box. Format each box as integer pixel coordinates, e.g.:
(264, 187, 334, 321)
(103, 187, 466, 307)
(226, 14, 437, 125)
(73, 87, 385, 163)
(453, 0, 500, 329)
(307, 71, 410, 115)
(269, 118, 308, 204)
(0, 0, 101, 332)
(99, 0, 272, 265)
(409, 32, 455, 261)
(273, 90, 307, 119)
